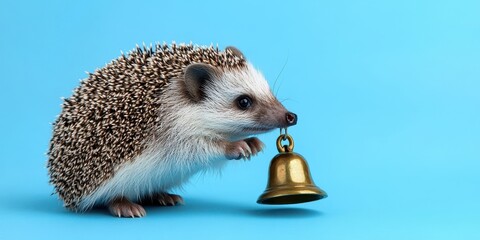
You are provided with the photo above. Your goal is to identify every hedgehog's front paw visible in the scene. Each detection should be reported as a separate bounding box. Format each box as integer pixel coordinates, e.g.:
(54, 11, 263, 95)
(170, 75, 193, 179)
(225, 137, 265, 160)
(108, 197, 146, 218)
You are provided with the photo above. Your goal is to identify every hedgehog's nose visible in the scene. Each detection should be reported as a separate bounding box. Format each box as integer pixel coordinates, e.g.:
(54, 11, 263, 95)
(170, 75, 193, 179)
(286, 112, 297, 126)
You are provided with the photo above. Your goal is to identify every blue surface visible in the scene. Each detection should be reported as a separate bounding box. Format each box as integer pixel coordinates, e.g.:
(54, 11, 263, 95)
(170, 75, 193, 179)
(1, 0, 479, 239)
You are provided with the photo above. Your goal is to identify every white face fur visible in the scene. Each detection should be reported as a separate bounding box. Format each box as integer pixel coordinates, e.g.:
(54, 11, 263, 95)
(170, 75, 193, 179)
(192, 63, 291, 139)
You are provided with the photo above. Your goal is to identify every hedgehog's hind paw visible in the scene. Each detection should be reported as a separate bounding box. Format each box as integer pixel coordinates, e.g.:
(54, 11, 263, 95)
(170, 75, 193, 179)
(142, 192, 184, 206)
(108, 197, 146, 218)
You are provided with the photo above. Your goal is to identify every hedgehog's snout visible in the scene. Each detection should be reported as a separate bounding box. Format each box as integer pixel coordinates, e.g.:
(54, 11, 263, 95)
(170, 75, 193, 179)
(286, 112, 297, 126)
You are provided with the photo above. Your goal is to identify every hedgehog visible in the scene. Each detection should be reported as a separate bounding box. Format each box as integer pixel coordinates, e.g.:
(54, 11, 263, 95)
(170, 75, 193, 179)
(47, 43, 297, 217)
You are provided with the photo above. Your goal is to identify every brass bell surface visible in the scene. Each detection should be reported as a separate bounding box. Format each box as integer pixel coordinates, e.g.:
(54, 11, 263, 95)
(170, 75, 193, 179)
(257, 134, 327, 204)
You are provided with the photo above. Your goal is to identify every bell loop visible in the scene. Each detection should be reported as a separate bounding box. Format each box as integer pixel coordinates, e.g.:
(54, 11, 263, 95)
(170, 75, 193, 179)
(276, 134, 294, 153)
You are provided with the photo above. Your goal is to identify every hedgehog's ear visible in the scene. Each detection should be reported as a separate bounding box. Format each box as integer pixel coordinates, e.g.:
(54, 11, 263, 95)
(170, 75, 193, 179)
(184, 63, 219, 102)
(226, 46, 246, 60)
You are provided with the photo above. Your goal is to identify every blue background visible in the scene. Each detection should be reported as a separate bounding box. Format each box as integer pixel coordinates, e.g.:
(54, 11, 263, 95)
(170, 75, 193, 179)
(1, 0, 479, 239)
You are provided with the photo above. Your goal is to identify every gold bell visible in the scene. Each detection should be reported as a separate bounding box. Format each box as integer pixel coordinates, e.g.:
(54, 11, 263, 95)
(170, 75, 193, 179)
(257, 134, 327, 204)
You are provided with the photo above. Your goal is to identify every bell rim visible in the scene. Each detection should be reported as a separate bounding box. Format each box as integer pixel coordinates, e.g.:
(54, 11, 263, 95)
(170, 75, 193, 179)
(257, 185, 328, 205)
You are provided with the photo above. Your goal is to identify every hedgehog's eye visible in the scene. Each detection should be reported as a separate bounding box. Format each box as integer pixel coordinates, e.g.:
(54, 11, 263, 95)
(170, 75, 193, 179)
(236, 95, 253, 110)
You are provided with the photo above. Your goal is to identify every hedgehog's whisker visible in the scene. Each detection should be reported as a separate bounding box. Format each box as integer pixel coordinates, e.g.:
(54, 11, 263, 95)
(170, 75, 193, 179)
(272, 56, 289, 98)
(280, 98, 297, 104)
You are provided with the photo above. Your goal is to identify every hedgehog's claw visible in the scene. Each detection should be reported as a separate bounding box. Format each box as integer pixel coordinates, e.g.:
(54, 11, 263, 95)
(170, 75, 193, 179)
(173, 195, 185, 205)
(164, 194, 176, 206)
(108, 197, 146, 218)
(244, 137, 264, 156)
(226, 139, 259, 160)
(142, 192, 184, 206)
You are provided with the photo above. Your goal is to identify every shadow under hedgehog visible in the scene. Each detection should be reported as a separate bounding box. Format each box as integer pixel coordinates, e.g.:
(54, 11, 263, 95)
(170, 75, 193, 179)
(47, 43, 297, 217)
